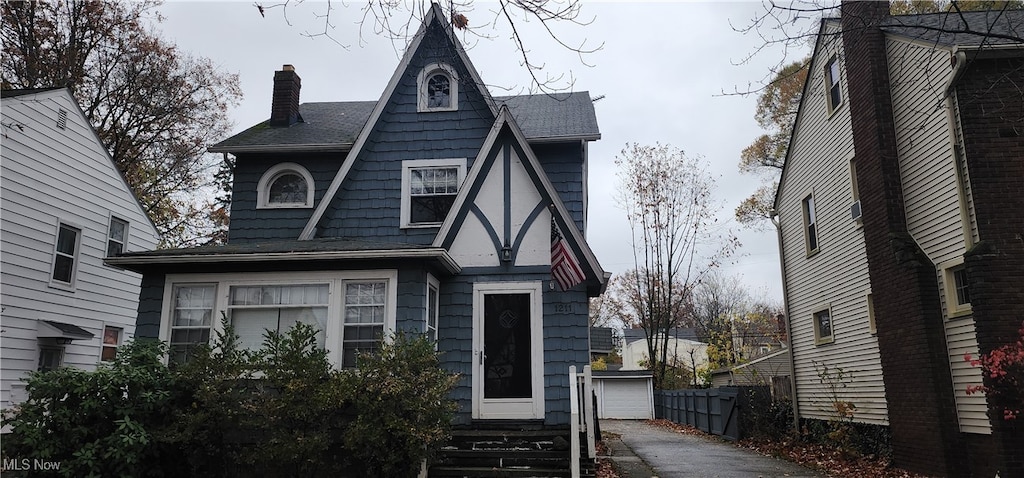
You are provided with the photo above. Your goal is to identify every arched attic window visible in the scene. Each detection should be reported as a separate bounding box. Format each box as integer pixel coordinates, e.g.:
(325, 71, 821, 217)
(257, 163, 315, 209)
(418, 63, 459, 112)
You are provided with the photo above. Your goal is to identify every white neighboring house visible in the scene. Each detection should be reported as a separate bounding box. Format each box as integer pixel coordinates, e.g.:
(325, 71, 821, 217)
(1, 88, 160, 409)
(620, 328, 709, 377)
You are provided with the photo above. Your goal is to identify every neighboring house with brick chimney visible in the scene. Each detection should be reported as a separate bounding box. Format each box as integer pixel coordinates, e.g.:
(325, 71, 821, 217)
(108, 3, 606, 439)
(775, 3, 1023, 477)
(1, 88, 160, 410)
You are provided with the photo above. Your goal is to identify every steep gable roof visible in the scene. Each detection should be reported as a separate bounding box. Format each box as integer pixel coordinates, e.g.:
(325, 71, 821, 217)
(433, 106, 606, 290)
(2, 87, 160, 239)
(298, 3, 496, 240)
(209, 93, 599, 153)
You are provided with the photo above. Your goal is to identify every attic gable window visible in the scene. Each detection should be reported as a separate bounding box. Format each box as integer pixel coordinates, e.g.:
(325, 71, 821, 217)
(401, 158, 466, 227)
(418, 63, 459, 112)
(257, 162, 315, 209)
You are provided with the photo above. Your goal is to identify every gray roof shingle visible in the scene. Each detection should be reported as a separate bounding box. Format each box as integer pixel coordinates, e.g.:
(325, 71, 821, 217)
(825, 9, 1024, 47)
(882, 9, 1024, 46)
(210, 92, 600, 153)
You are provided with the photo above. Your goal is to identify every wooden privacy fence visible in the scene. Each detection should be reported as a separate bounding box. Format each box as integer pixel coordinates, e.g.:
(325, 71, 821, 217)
(654, 386, 769, 441)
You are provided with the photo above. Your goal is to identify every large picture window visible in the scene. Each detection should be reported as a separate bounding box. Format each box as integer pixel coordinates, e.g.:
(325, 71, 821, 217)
(162, 272, 396, 367)
(229, 285, 329, 351)
(401, 159, 466, 227)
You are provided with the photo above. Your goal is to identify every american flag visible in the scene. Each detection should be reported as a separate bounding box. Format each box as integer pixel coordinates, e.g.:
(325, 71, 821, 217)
(551, 217, 585, 291)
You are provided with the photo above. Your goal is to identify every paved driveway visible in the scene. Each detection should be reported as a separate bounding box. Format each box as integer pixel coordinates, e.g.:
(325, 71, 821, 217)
(600, 420, 825, 478)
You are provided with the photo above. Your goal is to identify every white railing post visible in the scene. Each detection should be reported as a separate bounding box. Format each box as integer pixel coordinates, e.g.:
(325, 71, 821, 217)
(583, 364, 596, 460)
(569, 365, 580, 478)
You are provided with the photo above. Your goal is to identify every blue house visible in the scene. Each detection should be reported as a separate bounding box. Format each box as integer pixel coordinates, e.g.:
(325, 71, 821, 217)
(110, 4, 606, 430)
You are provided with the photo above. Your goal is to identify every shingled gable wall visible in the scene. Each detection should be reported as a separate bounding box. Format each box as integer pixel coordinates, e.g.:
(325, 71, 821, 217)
(957, 55, 1024, 478)
(318, 21, 495, 244)
(840, 2, 964, 476)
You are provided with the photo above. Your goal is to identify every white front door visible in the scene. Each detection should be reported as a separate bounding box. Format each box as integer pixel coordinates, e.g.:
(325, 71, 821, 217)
(472, 281, 544, 419)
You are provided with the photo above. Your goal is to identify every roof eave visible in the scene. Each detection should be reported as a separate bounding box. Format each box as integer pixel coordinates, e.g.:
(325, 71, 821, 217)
(527, 134, 601, 143)
(208, 143, 355, 154)
(106, 248, 462, 274)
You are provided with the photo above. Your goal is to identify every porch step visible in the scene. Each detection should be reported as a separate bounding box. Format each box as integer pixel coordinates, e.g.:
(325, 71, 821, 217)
(430, 427, 595, 478)
(429, 465, 573, 477)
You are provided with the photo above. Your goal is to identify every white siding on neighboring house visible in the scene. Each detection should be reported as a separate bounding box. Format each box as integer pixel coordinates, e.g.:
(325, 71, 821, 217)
(777, 24, 888, 426)
(620, 337, 708, 377)
(885, 37, 989, 434)
(1, 89, 159, 409)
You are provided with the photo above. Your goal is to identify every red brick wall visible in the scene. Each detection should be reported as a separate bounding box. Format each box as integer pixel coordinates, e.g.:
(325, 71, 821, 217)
(840, 2, 964, 475)
(957, 55, 1024, 478)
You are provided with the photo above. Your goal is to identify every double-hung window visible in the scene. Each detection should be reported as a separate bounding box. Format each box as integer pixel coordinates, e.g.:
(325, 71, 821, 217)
(107, 217, 129, 257)
(401, 159, 466, 227)
(51, 222, 81, 287)
(342, 281, 387, 368)
(825, 55, 843, 113)
(942, 260, 972, 318)
(169, 284, 216, 364)
(802, 194, 819, 256)
(426, 276, 440, 346)
(813, 307, 834, 344)
(102, 326, 123, 361)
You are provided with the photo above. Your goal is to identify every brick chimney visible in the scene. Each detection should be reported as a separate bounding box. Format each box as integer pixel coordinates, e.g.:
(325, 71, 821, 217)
(840, 2, 965, 476)
(270, 64, 302, 127)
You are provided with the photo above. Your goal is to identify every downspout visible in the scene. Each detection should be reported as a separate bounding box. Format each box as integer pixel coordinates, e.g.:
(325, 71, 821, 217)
(771, 209, 801, 431)
(943, 50, 975, 249)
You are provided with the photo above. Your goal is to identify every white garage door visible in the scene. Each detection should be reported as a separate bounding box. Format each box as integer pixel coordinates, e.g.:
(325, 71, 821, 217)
(599, 378, 653, 419)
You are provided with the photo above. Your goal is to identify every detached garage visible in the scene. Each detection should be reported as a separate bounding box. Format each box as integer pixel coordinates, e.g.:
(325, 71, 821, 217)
(592, 371, 654, 419)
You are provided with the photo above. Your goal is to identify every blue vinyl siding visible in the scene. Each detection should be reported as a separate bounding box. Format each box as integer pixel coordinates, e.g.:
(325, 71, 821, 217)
(229, 153, 343, 243)
(135, 273, 166, 340)
(533, 143, 585, 234)
(318, 23, 495, 243)
(437, 272, 590, 426)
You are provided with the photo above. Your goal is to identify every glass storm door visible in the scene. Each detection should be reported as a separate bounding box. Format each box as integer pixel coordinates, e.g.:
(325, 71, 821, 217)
(473, 282, 544, 419)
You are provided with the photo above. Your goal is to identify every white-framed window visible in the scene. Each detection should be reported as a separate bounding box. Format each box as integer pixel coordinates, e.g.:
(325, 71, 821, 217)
(401, 158, 466, 227)
(50, 221, 81, 289)
(849, 158, 862, 226)
(38, 346, 64, 371)
(161, 271, 397, 368)
(825, 55, 843, 113)
(107, 216, 129, 257)
(102, 326, 123, 361)
(417, 63, 459, 112)
(941, 259, 972, 318)
(813, 306, 834, 345)
(229, 284, 329, 351)
(256, 162, 315, 209)
(802, 193, 819, 256)
(169, 284, 217, 364)
(426, 275, 440, 346)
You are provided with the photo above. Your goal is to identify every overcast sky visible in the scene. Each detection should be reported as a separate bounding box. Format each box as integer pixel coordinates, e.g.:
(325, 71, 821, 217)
(156, 1, 809, 302)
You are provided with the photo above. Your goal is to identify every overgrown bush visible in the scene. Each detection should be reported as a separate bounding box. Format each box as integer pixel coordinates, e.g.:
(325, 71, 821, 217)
(1, 340, 176, 477)
(343, 331, 460, 477)
(2, 323, 459, 478)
